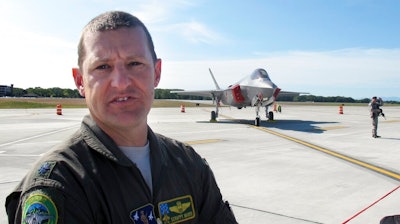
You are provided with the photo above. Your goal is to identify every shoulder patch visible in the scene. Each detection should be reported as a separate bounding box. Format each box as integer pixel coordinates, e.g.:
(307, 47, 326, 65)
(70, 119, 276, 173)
(158, 195, 195, 224)
(36, 161, 57, 179)
(22, 191, 58, 224)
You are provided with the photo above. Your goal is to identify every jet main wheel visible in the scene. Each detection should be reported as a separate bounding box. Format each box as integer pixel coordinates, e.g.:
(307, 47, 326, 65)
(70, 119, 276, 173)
(268, 111, 274, 120)
(210, 111, 217, 121)
(255, 117, 260, 126)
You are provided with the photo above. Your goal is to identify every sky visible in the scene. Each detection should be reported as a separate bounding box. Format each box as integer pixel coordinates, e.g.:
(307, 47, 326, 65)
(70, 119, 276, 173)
(0, 0, 399, 99)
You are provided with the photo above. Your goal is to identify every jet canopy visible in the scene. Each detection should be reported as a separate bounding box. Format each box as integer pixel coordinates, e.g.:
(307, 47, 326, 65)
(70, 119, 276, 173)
(250, 69, 271, 81)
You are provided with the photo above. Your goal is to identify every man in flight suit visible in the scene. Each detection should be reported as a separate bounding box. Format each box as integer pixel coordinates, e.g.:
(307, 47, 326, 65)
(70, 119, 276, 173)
(369, 96, 384, 138)
(5, 11, 237, 224)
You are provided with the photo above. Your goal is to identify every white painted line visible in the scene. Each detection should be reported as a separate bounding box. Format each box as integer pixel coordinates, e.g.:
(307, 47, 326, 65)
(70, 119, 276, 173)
(0, 125, 78, 148)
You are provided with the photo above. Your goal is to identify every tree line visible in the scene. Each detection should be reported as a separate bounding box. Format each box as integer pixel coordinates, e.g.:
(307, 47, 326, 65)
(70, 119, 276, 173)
(5, 87, 400, 104)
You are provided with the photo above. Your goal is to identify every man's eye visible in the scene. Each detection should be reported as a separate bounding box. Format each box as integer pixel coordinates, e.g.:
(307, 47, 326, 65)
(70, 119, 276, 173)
(129, 62, 142, 66)
(96, 64, 110, 70)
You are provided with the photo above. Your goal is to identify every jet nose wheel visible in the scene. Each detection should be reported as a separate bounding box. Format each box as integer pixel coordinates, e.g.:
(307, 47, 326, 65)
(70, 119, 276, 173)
(255, 117, 260, 126)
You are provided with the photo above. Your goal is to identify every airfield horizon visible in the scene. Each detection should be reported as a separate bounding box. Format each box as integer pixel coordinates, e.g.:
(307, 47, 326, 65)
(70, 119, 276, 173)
(1, 97, 399, 109)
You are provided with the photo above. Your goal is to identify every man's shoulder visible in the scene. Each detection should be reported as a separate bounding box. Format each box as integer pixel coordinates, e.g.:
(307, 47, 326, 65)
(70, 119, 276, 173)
(155, 133, 194, 152)
(153, 132, 203, 158)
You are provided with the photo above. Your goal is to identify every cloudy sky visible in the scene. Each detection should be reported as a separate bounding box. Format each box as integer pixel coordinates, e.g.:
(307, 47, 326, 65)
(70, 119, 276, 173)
(0, 0, 399, 99)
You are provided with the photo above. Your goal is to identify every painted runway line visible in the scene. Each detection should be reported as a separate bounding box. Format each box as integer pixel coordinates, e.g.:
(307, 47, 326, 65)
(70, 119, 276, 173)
(185, 139, 224, 145)
(252, 125, 400, 181)
(0, 125, 79, 148)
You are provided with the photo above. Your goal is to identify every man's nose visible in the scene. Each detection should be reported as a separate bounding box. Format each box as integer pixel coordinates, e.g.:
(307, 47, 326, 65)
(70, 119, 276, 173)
(110, 65, 132, 89)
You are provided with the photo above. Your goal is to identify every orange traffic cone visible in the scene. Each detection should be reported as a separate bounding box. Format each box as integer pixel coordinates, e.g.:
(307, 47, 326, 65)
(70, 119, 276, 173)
(56, 104, 62, 115)
(339, 104, 344, 114)
(181, 104, 185, 113)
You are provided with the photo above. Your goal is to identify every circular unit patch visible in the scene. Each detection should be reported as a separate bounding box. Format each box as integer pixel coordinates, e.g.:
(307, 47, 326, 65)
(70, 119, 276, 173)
(22, 193, 58, 224)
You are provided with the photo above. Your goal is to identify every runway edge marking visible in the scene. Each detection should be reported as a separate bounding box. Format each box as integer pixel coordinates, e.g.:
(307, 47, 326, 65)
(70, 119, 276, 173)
(251, 125, 400, 181)
(184, 139, 223, 145)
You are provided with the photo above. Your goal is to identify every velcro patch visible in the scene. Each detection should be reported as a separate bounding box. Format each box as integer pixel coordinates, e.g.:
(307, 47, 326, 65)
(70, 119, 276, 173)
(36, 161, 56, 179)
(130, 204, 158, 224)
(22, 191, 58, 224)
(158, 195, 195, 224)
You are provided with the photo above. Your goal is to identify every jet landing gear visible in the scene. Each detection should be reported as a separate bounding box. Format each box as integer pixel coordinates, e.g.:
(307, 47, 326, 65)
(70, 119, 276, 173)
(210, 111, 217, 122)
(268, 111, 274, 121)
(255, 117, 261, 126)
(254, 106, 274, 126)
(210, 100, 220, 122)
(255, 104, 261, 126)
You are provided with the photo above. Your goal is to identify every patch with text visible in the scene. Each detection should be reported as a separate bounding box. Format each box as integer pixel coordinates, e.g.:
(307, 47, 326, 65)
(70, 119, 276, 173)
(158, 195, 195, 224)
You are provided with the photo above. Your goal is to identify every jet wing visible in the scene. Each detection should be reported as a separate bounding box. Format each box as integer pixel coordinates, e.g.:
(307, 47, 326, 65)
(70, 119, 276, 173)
(170, 90, 224, 99)
(279, 91, 309, 97)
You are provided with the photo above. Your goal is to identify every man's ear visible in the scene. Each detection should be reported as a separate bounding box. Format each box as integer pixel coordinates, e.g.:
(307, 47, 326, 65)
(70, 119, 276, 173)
(72, 68, 85, 97)
(154, 59, 162, 87)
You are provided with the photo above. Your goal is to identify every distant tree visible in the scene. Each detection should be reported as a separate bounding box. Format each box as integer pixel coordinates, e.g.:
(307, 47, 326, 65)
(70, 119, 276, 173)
(27, 87, 50, 97)
(64, 89, 81, 98)
(12, 88, 26, 97)
(50, 87, 63, 97)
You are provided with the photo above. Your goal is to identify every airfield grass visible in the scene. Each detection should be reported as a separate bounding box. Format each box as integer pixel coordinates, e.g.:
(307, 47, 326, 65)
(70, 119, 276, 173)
(0, 98, 214, 109)
(0, 97, 398, 109)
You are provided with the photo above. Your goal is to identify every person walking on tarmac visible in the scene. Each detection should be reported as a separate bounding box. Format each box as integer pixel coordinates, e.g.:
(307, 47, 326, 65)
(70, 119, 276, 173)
(5, 11, 237, 224)
(369, 96, 384, 138)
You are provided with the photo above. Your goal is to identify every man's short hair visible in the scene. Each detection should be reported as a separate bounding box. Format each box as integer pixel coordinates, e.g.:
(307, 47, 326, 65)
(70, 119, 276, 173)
(372, 96, 377, 99)
(77, 11, 157, 67)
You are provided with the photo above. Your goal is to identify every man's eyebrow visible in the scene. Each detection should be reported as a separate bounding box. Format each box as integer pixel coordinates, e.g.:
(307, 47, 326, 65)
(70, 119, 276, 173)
(126, 54, 147, 60)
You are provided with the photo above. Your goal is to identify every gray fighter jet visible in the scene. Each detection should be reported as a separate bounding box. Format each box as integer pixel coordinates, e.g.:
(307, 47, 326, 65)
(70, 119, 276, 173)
(171, 68, 306, 126)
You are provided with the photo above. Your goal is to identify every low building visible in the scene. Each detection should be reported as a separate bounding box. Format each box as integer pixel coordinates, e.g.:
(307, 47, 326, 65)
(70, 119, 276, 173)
(0, 84, 13, 97)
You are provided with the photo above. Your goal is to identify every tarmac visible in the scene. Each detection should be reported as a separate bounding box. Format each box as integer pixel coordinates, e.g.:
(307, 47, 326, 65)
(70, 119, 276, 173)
(0, 103, 399, 224)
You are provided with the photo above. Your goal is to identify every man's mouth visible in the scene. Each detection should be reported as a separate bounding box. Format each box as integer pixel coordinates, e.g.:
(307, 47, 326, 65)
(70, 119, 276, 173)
(116, 97, 129, 102)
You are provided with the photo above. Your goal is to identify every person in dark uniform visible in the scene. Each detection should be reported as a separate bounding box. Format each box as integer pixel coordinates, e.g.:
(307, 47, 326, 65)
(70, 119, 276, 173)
(369, 96, 384, 138)
(5, 11, 237, 224)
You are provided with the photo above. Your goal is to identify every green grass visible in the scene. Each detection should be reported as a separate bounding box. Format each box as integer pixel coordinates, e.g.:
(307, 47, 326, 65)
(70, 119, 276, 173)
(0, 98, 87, 109)
(0, 101, 52, 108)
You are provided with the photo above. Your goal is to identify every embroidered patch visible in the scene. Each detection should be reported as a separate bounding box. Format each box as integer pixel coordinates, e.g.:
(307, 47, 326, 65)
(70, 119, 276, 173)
(36, 161, 56, 178)
(22, 192, 58, 224)
(130, 204, 158, 224)
(158, 195, 195, 224)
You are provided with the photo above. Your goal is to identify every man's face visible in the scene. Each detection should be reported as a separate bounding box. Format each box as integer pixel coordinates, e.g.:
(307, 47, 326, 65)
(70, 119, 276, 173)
(75, 27, 161, 132)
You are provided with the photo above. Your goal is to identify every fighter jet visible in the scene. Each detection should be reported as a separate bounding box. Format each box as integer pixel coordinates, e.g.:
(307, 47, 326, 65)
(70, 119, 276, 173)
(171, 68, 306, 126)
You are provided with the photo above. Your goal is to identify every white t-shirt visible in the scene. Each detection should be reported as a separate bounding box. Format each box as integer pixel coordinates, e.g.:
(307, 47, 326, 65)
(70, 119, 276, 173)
(119, 142, 152, 193)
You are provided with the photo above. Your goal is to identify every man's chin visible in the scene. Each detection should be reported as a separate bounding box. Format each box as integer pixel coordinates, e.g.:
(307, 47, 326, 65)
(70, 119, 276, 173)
(113, 111, 147, 124)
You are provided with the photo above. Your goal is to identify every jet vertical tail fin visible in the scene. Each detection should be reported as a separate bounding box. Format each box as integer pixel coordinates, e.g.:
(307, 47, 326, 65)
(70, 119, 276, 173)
(209, 68, 221, 90)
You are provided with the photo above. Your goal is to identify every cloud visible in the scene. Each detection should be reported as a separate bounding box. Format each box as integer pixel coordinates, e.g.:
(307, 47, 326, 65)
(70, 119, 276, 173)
(0, 26, 77, 89)
(131, 0, 197, 24)
(168, 21, 224, 44)
(158, 48, 400, 98)
(130, 0, 224, 45)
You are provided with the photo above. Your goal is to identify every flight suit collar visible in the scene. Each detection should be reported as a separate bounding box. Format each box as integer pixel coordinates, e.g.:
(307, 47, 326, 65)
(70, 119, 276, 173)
(80, 115, 168, 169)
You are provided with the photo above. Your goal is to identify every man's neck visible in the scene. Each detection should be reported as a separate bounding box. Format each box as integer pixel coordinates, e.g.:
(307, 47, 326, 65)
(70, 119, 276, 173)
(98, 122, 148, 147)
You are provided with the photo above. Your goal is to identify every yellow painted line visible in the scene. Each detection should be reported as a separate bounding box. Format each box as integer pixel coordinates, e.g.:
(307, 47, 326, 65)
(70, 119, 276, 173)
(383, 120, 400, 123)
(315, 126, 347, 131)
(251, 125, 400, 181)
(185, 139, 223, 145)
(210, 112, 400, 180)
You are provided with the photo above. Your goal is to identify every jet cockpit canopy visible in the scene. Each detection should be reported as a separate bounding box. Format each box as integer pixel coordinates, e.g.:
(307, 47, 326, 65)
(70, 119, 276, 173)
(250, 69, 271, 81)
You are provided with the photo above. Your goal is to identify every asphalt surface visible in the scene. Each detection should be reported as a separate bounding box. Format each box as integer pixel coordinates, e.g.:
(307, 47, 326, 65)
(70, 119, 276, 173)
(1, 104, 399, 224)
